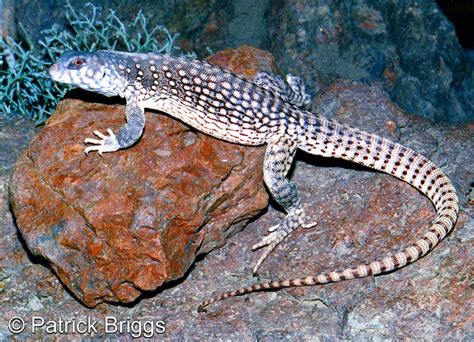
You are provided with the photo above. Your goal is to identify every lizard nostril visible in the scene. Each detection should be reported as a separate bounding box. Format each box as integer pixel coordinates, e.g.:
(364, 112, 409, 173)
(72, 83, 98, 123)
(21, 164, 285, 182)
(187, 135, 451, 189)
(49, 63, 58, 74)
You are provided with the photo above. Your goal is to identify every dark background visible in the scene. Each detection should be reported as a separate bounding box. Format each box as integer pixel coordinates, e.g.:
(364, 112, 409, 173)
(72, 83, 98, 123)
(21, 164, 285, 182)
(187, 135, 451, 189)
(2, 0, 473, 123)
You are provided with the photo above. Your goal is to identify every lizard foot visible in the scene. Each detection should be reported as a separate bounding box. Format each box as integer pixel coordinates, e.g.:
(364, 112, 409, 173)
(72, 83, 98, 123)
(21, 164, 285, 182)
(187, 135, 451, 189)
(251, 229, 287, 274)
(251, 210, 317, 274)
(266, 215, 317, 232)
(84, 129, 120, 155)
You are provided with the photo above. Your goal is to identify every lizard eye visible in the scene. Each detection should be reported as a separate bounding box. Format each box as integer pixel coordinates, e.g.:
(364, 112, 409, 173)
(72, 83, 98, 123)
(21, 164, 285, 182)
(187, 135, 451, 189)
(72, 58, 84, 66)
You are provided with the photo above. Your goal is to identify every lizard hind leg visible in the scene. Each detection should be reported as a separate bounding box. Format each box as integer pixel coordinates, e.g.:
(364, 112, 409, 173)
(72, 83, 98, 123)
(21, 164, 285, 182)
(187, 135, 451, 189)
(253, 71, 312, 109)
(252, 134, 317, 274)
(285, 74, 312, 109)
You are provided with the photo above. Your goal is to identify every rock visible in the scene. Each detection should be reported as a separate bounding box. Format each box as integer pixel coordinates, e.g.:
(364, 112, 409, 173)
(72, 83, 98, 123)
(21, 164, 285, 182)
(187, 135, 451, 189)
(207, 45, 278, 79)
(8, 46, 273, 307)
(262, 1, 473, 123)
(2, 49, 472, 338)
(197, 79, 473, 339)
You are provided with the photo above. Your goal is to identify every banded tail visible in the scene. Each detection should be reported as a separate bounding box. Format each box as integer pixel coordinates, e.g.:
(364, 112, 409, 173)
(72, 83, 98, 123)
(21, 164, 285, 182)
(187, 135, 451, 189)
(198, 114, 459, 312)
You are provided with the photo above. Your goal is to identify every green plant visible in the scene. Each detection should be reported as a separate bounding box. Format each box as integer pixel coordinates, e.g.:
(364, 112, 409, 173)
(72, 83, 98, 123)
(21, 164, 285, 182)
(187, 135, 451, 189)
(1, 2, 188, 123)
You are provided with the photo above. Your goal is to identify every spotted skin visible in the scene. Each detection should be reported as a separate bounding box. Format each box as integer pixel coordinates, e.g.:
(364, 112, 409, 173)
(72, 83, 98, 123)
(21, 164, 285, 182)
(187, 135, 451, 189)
(49, 51, 459, 312)
(253, 71, 312, 109)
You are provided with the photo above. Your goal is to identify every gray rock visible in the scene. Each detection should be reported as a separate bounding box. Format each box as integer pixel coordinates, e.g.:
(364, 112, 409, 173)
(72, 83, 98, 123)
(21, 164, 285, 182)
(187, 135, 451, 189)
(261, 1, 472, 123)
(1, 73, 472, 338)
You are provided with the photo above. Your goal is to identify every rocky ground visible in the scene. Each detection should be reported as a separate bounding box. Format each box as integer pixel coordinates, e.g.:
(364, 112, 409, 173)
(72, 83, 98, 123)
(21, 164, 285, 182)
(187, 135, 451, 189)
(1, 46, 472, 339)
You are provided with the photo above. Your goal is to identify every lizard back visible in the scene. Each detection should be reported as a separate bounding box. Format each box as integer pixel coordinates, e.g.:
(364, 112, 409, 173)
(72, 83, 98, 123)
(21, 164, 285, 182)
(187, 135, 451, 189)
(115, 52, 302, 145)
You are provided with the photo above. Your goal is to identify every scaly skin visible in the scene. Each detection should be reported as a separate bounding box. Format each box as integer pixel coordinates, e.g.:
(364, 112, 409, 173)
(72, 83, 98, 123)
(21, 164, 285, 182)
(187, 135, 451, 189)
(49, 51, 459, 312)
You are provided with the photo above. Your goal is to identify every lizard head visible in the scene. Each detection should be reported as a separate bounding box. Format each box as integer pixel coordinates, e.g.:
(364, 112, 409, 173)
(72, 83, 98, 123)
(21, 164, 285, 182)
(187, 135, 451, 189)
(50, 51, 124, 97)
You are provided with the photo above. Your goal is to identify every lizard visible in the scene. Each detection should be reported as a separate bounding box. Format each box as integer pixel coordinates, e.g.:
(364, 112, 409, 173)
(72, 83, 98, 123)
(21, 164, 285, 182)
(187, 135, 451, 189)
(49, 51, 459, 312)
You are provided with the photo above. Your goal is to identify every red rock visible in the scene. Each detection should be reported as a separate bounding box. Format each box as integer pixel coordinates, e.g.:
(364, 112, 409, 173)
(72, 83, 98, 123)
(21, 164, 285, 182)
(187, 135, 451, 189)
(9, 47, 273, 307)
(207, 45, 278, 78)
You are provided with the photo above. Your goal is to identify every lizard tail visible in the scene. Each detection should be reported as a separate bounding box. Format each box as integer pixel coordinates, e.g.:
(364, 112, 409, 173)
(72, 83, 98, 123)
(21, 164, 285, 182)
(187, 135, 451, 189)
(197, 115, 459, 313)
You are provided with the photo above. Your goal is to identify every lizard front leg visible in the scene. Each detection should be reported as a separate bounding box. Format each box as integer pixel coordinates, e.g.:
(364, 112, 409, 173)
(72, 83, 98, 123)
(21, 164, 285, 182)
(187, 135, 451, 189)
(85, 99, 145, 155)
(252, 134, 317, 274)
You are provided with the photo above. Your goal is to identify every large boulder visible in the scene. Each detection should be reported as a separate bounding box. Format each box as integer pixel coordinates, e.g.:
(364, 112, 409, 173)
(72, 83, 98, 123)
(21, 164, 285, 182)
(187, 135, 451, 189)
(8, 46, 274, 307)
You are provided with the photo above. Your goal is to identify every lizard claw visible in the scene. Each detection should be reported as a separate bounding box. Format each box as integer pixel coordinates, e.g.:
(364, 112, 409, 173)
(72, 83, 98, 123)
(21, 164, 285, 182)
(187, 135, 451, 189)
(84, 128, 120, 155)
(267, 223, 280, 232)
(302, 220, 317, 229)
